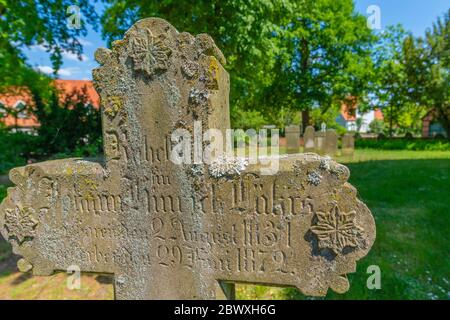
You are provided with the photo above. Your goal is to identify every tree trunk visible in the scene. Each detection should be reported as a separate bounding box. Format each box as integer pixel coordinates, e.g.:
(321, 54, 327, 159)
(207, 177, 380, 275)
(299, 34, 310, 134)
(389, 106, 393, 137)
(301, 109, 310, 133)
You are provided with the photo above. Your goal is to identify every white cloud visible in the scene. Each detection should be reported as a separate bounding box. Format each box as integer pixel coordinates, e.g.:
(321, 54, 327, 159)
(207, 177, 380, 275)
(28, 43, 88, 62)
(36, 65, 81, 77)
(78, 39, 93, 46)
(29, 44, 49, 52)
(58, 68, 75, 76)
(36, 66, 54, 74)
(62, 51, 89, 62)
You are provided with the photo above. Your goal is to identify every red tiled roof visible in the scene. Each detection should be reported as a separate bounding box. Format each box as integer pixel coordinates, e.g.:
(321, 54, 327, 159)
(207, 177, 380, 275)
(374, 108, 384, 120)
(0, 80, 99, 129)
(54, 80, 100, 107)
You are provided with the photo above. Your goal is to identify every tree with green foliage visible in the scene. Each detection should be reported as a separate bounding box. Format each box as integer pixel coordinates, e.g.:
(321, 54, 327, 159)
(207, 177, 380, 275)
(402, 9, 449, 137)
(0, 0, 102, 159)
(370, 25, 411, 137)
(100, 0, 376, 130)
(259, 0, 376, 130)
(101, 0, 294, 125)
(0, 0, 98, 90)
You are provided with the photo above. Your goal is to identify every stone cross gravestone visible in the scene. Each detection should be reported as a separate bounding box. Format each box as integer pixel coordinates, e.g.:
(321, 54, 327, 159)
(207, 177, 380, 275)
(0, 18, 375, 300)
(285, 125, 300, 154)
(342, 133, 355, 156)
(303, 126, 315, 153)
(324, 130, 338, 156)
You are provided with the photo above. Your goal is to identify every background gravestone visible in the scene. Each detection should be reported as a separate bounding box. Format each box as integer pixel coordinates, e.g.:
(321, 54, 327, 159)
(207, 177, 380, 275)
(0, 18, 375, 300)
(342, 133, 355, 156)
(285, 125, 300, 154)
(324, 129, 338, 156)
(314, 131, 326, 155)
(303, 126, 315, 153)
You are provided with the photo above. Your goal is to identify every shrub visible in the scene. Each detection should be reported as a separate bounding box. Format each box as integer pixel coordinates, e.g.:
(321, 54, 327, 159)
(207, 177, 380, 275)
(0, 86, 104, 174)
(231, 109, 267, 131)
(33, 88, 102, 157)
(355, 138, 450, 151)
(0, 185, 6, 201)
(369, 119, 385, 134)
(0, 130, 38, 174)
(48, 137, 104, 160)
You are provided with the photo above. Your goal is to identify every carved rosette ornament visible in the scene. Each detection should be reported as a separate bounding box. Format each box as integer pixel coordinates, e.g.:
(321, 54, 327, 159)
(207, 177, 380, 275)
(131, 28, 172, 77)
(310, 202, 362, 254)
(4, 206, 38, 244)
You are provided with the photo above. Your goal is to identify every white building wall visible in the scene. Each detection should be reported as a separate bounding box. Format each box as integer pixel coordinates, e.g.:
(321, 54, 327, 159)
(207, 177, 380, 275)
(356, 110, 376, 133)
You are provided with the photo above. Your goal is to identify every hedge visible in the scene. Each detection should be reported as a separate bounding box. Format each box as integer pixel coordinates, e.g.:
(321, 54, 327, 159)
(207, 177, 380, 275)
(355, 138, 450, 151)
(0, 131, 36, 174)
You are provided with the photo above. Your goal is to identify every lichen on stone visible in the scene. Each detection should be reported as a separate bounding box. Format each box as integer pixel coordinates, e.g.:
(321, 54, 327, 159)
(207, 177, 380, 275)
(105, 96, 123, 118)
(319, 156, 331, 171)
(189, 88, 209, 106)
(209, 156, 248, 178)
(307, 170, 322, 186)
(181, 59, 199, 79)
(205, 56, 220, 89)
(190, 164, 204, 176)
(292, 160, 302, 176)
(331, 164, 348, 179)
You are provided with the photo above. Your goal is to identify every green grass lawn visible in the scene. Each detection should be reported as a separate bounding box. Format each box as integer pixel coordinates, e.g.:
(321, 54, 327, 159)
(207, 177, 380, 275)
(0, 149, 449, 299)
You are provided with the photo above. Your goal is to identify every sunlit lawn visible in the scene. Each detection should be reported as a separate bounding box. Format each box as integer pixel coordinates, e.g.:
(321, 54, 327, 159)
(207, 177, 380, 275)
(0, 149, 449, 299)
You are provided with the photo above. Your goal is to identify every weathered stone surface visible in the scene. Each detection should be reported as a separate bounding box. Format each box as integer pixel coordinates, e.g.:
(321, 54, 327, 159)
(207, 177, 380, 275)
(0, 18, 375, 300)
(285, 125, 300, 154)
(324, 129, 338, 156)
(303, 126, 315, 153)
(342, 133, 355, 156)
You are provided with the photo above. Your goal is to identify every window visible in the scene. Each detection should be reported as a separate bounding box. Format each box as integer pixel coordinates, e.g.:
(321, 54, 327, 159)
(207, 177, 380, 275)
(14, 101, 29, 119)
(347, 122, 356, 131)
(0, 101, 6, 116)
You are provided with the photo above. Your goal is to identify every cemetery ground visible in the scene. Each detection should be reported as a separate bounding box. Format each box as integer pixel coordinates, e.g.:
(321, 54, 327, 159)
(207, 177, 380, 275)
(0, 149, 449, 300)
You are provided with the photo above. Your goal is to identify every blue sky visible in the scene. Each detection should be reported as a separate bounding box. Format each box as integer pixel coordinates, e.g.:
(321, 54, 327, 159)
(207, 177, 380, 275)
(23, 0, 449, 80)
